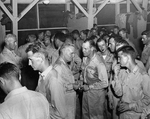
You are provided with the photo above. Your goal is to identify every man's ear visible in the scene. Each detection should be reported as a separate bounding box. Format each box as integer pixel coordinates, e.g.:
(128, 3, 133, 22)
(127, 55, 132, 62)
(0, 77, 5, 85)
(91, 47, 95, 51)
(19, 75, 21, 82)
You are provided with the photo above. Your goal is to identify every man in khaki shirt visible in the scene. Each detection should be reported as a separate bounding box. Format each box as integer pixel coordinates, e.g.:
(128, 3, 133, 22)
(81, 39, 108, 119)
(54, 44, 77, 119)
(141, 31, 150, 71)
(0, 62, 50, 119)
(112, 46, 150, 119)
(26, 41, 67, 119)
(0, 34, 21, 67)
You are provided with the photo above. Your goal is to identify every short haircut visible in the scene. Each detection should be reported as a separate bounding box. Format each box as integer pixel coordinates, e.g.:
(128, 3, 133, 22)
(54, 32, 66, 42)
(141, 30, 150, 37)
(59, 43, 75, 56)
(115, 37, 129, 51)
(109, 34, 128, 51)
(101, 33, 109, 39)
(28, 34, 36, 39)
(93, 24, 97, 27)
(5, 34, 16, 43)
(38, 31, 44, 36)
(96, 38, 107, 50)
(65, 34, 74, 44)
(91, 28, 97, 31)
(72, 30, 80, 36)
(26, 34, 37, 42)
(119, 28, 127, 34)
(80, 30, 88, 37)
(62, 29, 69, 34)
(84, 38, 96, 50)
(109, 34, 122, 43)
(0, 62, 20, 80)
(113, 26, 119, 29)
(117, 46, 136, 60)
(97, 37, 106, 44)
(89, 35, 98, 41)
(26, 41, 48, 58)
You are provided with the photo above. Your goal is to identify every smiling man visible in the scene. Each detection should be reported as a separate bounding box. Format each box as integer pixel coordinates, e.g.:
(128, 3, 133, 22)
(81, 38, 108, 119)
(97, 38, 114, 78)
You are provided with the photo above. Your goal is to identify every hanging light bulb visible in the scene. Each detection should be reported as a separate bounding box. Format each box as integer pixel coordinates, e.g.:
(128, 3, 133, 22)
(43, 0, 50, 4)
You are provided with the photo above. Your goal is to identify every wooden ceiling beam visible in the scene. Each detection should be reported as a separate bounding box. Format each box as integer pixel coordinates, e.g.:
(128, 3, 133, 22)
(93, 0, 109, 17)
(130, 0, 142, 13)
(71, 0, 89, 17)
(142, 0, 148, 11)
(0, 0, 13, 21)
(87, 0, 94, 29)
(17, 0, 39, 21)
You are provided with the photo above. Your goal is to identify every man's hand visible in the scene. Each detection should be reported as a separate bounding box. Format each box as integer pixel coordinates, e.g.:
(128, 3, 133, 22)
(82, 84, 90, 91)
(108, 95, 114, 110)
(113, 64, 120, 76)
(117, 101, 131, 113)
(73, 83, 80, 90)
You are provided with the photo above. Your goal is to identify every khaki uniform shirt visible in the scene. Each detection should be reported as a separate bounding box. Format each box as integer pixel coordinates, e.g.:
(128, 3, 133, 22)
(54, 58, 76, 119)
(97, 51, 114, 79)
(81, 53, 108, 89)
(112, 65, 150, 118)
(0, 47, 21, 67)
(36, 65, 67, 119)
(141, 43, 150, 65)
(0, 87, 50, 119)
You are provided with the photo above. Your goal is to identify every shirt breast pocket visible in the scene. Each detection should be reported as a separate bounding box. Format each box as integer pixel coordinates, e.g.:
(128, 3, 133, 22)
(129, 84, 142, 101)
(86, 66, 96, 78)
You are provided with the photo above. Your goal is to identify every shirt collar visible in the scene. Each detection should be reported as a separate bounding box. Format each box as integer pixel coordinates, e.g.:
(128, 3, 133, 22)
(40, 65, 52, 80)
(146, 43, 150, 47)
(59, 57, 69, 66)
(87, 53, 96, 63)
(3, 47, 12, 53)
(127, 65, 139, 74)
(5, 87, 27, 101)
(3, 47, 16, 55)
(132, 65, 139, 74)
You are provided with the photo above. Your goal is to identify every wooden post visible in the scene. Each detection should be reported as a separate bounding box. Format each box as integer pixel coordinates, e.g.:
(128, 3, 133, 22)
(115, 2, 120, 16)
(142, 0, 148, 11)
(0, 10, 6, 52)
(65, 0, 70, 11)
(127, 0, 130, 12)
(115, 2, 120, 26)
(87, 0, 94, 29)
(36, 3, 40, 29)
(12, 0, 18, 47)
